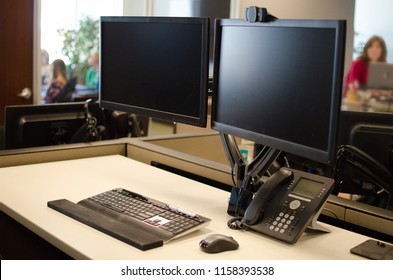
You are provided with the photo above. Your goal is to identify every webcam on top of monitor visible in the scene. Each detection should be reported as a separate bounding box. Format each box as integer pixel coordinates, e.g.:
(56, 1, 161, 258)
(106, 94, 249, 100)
(244, 6, 276, 22)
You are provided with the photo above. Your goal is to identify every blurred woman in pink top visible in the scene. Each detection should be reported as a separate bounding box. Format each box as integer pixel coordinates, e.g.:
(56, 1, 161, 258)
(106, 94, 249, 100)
(343, 35, 387, 96)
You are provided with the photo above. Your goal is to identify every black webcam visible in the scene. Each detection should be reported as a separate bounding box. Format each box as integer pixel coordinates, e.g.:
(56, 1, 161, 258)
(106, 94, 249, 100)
(244, 6, 276, 23)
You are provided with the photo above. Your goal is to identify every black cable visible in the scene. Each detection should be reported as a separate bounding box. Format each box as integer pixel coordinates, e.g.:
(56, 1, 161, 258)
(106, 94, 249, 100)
(227, 216, 252, 231)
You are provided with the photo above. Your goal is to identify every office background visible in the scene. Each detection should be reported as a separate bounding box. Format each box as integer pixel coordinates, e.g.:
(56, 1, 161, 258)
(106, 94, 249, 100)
(22, 0, 355, 103)
(4, 0, 393, 117)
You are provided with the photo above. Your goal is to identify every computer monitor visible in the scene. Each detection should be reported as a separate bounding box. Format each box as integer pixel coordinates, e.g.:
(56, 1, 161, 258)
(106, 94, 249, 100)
(99, 16, 210, 127)
(337, 110, 393, 173)
(3, 102, 104, 149)
(211, 19, 346, 165)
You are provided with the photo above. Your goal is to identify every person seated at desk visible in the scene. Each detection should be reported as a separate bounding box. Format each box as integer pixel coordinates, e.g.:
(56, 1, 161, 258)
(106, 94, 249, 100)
(41, 49, 50, 96)
(343, 35, 387, 98)
(85, 51, 99, 90)
(44, 59, 68, 103)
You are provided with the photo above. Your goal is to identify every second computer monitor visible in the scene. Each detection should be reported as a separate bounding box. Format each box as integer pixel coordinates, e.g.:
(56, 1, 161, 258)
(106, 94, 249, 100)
(99, 16, 210, 127)
(337, 110, 393, 173)
(211, 19, 346, 164)
(3, 102, 104, 149)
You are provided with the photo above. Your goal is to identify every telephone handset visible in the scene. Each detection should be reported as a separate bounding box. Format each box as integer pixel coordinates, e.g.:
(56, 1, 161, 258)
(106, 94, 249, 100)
(243, 168, 293, 225)
(230, 167, 335, 244)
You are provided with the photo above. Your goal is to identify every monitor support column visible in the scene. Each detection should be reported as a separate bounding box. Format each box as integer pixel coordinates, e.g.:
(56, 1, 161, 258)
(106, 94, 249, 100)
(219, 132, 280, 216)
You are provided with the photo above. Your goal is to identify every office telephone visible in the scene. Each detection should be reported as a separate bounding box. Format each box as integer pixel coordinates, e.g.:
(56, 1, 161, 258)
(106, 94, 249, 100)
(228, 167, 335, 244)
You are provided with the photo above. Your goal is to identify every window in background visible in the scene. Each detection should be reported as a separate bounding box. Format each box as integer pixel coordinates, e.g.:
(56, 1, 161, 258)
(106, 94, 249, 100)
(152, 0, 192, 16)
(354, 0, 392, 62)
(41, 0, 123, 65)
(40, 0, 123, 98)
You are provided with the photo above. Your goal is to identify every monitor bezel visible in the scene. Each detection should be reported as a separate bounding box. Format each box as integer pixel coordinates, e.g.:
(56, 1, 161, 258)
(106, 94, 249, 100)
(211, 19, 346, 164)
(99, 16, 210, 127)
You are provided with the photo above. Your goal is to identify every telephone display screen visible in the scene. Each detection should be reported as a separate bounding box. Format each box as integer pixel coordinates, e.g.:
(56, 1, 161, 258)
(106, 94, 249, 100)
(291, 178, 323, 199)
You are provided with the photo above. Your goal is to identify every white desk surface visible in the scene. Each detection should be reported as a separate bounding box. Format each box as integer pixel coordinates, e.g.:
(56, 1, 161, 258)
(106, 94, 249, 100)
(0, 155, 368, 260)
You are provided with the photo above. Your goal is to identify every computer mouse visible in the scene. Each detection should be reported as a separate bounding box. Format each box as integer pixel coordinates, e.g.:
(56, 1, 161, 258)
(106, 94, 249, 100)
(199, 233, 239, 253)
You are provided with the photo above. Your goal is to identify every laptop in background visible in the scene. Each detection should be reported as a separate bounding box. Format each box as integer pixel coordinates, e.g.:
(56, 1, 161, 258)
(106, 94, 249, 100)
(367, 62, 393, 90)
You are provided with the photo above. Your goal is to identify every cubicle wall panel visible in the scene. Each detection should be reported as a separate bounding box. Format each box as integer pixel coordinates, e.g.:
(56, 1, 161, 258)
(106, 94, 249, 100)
(0, 143, 127, 168)
(346, 209, 393, 236)
(146, 133, 228, 165)
(126, 143, 234, 189)
(322, 200, 346, 221)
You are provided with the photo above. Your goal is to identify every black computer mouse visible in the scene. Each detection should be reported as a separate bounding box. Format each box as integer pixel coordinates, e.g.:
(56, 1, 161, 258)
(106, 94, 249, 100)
(199, 233, 239, 253)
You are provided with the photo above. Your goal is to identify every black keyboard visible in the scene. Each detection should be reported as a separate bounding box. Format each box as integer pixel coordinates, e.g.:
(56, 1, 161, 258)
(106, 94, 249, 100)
(47, 188, 210, 251)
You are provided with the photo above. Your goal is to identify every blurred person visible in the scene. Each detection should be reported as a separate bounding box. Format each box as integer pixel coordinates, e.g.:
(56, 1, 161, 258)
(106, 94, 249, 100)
(44, 59, 68, 103)
(343, 35, 387, 96)
(41, 49, 50, 87)
(85, 51, 99, 89)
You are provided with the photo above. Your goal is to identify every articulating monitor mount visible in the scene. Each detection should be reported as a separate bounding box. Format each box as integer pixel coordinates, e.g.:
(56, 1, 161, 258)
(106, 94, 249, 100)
(220, 133, 281, 216)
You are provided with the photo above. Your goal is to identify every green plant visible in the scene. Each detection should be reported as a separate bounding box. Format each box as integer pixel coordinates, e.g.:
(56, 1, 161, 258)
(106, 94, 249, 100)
(353, 31, 365, 58)
(58, 16, 99, 83)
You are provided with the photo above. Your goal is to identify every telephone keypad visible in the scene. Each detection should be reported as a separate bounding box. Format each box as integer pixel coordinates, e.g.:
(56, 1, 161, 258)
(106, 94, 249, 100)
(266, 202, 303, 235)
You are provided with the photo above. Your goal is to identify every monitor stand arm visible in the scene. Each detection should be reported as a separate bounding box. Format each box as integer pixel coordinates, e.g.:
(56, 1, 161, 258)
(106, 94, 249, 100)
(220, 133, 246, 187)
(219, 133, 281, 216)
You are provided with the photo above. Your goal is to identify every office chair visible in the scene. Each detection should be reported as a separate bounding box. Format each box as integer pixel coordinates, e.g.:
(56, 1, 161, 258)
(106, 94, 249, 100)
(54, 77, 77, 103)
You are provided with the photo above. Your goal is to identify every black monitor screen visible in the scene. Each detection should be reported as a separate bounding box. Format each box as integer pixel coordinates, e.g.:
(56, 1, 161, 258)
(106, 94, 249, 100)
(212, 19, 346, 164)
(99, 16, 209, 127)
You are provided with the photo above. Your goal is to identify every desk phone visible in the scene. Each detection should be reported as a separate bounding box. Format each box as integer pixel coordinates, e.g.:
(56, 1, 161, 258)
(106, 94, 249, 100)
(230, 167, 335, 244)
